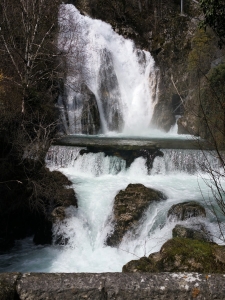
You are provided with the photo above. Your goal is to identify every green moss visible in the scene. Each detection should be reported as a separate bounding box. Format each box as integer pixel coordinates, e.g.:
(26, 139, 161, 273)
(124, 237, 225, 273)
(188, 29, 213, 73)
(161, 238, 224, 273)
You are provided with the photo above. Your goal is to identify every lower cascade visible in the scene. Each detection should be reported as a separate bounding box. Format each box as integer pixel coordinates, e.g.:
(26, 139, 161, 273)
(0, 146, 224, 273)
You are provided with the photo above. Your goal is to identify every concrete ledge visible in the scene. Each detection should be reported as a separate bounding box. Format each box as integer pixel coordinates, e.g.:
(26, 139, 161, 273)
(1, 272, 225, 299)
(54, 135, 213, 150)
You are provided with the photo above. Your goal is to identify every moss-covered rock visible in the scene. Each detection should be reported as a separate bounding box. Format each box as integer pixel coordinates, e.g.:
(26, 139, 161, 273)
(167, 201, 206, 221)
(106, 183, 166, 247)
(123, 238, 225, 273)
(172, 224, 211, 242)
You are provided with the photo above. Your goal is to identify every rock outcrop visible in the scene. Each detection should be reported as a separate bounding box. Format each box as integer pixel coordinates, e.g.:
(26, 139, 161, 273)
(106, 184, 166, 246)
(60, 82, 101, 135)
(167, 201, 206, 221)
(0, 167, 78, 251)
(123, 238, 225, 273)
(172, 224, 211, 242)
(98, 48, 123, 132)
(80, 84, 101, 135)
(32, 170, 78, 246)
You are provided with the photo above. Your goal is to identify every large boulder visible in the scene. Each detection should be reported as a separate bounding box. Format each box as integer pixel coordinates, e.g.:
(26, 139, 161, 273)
(123, 238, 225, 273)
(106, 184, 166, 247)
(167, 201, 206, 221)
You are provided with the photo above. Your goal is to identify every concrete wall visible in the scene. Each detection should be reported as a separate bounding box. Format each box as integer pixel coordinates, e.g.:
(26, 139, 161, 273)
(1, 272, 225, 299)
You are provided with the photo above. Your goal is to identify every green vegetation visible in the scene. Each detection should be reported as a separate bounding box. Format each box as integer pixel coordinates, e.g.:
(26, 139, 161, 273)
(198, 63, 225, 147)
(161, 238, 218, 273)
(0, 0, 75, 250)
(188, 29, 214, 74)
(123, 238, 225, 273)
(199, 0, 225, 48)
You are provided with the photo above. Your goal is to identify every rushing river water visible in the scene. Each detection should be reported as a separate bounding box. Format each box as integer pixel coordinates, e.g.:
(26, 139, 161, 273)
(0, 145, 224, 273)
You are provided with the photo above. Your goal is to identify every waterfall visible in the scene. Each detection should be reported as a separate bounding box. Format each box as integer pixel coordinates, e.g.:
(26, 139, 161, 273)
(151, 149, 222, 175)
(58, 4, 158, 135)
(47, 146, 222, 176)
(46, 146, 127, 176)
(1, 146, 224, 272)
(1, 4, 225, 275)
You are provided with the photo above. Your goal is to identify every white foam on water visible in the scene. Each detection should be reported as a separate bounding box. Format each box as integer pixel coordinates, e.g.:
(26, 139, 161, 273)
(0, 147, 224, 273)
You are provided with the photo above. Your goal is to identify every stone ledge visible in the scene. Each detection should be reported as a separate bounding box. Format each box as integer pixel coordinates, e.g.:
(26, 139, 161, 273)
(54, 135, 213, 150)
(1, 272, 225, 299)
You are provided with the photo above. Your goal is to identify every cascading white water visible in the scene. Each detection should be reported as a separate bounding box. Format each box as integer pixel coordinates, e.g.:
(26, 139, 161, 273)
(151, 149, 222, 175)
(0, 146, 224, 273)
(47, 147, 225, 272)
(58, 4, 158, 135)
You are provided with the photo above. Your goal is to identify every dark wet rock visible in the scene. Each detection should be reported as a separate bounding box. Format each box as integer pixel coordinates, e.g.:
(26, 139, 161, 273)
(80, 84, 101, 134)
(51, 206, 66, 223)
(51, 207, 69, 245)
(172, 224, 211, 242)
(167, 201, 206, 221)
(98, 48, 123, 131)
(151, 102, 176, 132)
(32, 170, 78, 245)
(57, 188, 77, 208)
(106, 184, 166, 247)
(59, 82, 100, 135)
(123, 237, 225, 273)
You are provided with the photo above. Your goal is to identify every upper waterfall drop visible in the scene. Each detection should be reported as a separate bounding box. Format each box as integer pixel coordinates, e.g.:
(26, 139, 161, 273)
(58, 4, 158, 135)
